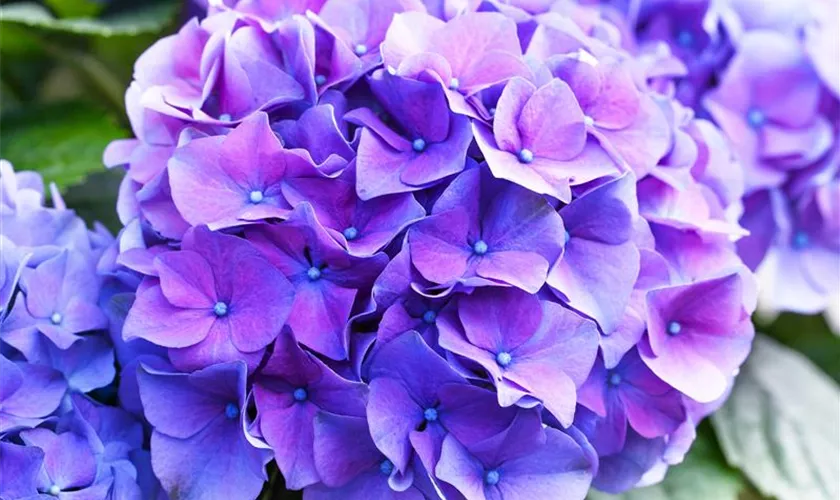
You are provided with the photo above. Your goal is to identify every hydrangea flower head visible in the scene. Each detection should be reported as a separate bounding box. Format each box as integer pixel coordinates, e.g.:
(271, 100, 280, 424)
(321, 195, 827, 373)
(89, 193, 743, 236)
(105, 0, 761, 498)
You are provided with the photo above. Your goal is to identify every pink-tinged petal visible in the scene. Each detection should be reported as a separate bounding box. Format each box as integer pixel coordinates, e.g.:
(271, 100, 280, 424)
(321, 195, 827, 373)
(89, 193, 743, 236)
(493, 77, 534, 154)
(227, 258, 294, 353)
(123, 285, 215, 348)
(289, 280, 356, 360)
(594, 96, 671, 176)
(475, 123, 571, 202)
(367, 377, 420, 473)
(517, 79, 587, 161)
(476, 251, 548, 293)
(257, 397, 319, 490)
(408, 210, 472, 285)
(381, 12, 445, 67)
(585, 61, 640, 130)
(19, 429, 96, 490)
(168, 320, 265, 373)
(429, 12, 525, 93)
(459, 288, 542, 352)
(154, 251, 216, 308)
(169, 137, 248, 227)
(504, 359, 578, 426)
(434, 435, 486, 500)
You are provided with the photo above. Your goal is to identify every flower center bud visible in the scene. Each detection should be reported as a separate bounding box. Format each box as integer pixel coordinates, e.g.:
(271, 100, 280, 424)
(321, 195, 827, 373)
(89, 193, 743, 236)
(213, 302, 229, 317)
(583, 115, 595, 127)
(564, 230, 571, 244)
(473, 240, 489, 256)
(423, 407, 438, 422)
(496, 351, 512, 367)
(667, 321, 682, 336)
(249, 190, 264, 204)
(484, 469, 501, 486)
(343, 227, 359, 241)
(218, 113, 232, 122)
(746, 108, 766, 129)
(518, 148, 534, 164)
(449, 77, 460, 90)
(315, 74, 327, 86)
(608, 372, 622, 386)
(412, 138, 427, 152)
(354, 44, 368, 56)
(293, 387, 308, 402)
(224, 402, 239, 420)
(307, 267, 322, 281)
(792, 231, 809, 250)
(50, 312, 63, 325)
(48, 485, 60, 496)
(676, 30, 693, 47)
(422, 310, 437, 324)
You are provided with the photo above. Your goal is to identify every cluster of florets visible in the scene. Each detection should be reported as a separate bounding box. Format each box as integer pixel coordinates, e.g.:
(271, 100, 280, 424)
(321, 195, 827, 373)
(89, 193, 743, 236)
(604, 0, 840, 315)
(0, 162, 162, 499)
(104, 0, 758, 498)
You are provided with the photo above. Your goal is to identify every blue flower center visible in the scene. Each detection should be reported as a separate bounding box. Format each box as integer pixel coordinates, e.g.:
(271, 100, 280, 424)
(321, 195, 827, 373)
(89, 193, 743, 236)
(496, 351, 512, 367)
(343, 227, 359, 241)
(412, 138, 427, 152)
(50, 312, 62, 325)
(564, 230, 571, 244)
(676, 29, 693, 47)
(249, 190, 264, 204)
(423, 407, 439, 422)
(667, 321, 682, 336)
(225, 402, 239, 420)
(293, 387, 308, 402)
(218, 113, 232, 122)
(518, 148, 534, 164)
(608, 372, 622, 386)
(484, 469, 501, 486)
(488, 107, 497, 116)
(473, 240, 489, 256)
(213, 302, 229, 317)
(380, 459, 394, 475)
(422, 310, 437, 324)
(746, 108, 766, 129)
(792, 231, 809, 250)
(449, 77, 460, 90)
(354, 44, 368, 56)
(315, 74, 327, 86)
(307, 267, 322, 281)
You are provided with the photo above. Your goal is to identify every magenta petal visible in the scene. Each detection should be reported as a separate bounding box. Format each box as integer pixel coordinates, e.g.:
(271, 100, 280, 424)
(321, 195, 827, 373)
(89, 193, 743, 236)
(154, 251, 216, 308)
(123, 285, 215, 348)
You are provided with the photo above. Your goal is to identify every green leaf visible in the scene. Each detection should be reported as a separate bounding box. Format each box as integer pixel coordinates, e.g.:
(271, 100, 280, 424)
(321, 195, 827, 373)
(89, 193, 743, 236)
(0, 2, 178, 38)
(712, 334, 840, 500)
(760, 312, 840, 383)
(45, 0, 105, 19)
(0, 100, 127, 190)
(587, 424, 747, 500)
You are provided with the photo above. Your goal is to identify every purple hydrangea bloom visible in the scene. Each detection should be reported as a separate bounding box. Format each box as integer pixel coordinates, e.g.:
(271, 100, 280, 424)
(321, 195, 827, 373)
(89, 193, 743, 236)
(124, 226, 295, 371)
(247, 204, 387, 359)
(106, 0, 764, 497)
(253, 329, 367, 489)
(0, 354, 66, 433)
(408, 168, 565, 293)
(137, 361, 271, 500)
